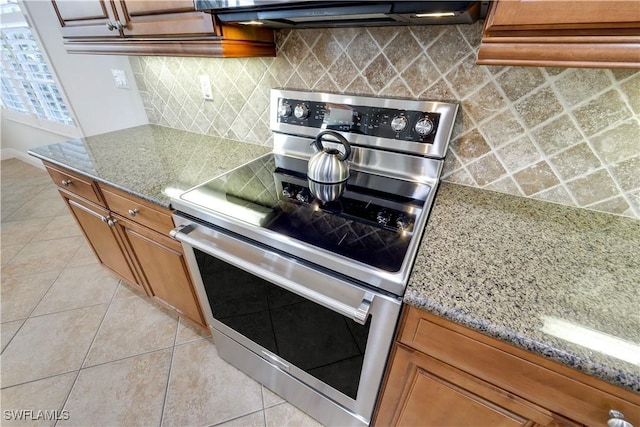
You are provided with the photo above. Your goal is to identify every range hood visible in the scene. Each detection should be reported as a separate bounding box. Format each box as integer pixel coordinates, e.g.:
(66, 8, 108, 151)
(194, 1, 488, 28)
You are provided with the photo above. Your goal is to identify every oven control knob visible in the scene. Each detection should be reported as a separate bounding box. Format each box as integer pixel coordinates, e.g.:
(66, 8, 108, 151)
(415, 117, 434, 136)
(282, 186, 294, 198)
(376, 210, 391, 226)
(294, 104, 309, 119)
(296, 189, 311, 203)
(278, 103, 292, 118)
(396, 215, 410, 231)
(390, 115, 408, 132)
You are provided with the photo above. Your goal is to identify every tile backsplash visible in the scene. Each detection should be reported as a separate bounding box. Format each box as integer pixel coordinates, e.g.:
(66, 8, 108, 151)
(130, 23, 640, 219)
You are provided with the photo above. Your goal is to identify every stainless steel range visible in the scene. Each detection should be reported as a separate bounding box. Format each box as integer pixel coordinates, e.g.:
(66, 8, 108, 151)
(170, 89, 457, 426)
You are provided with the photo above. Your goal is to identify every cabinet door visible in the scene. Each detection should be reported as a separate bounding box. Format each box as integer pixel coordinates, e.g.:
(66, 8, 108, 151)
(115, 215, 206, 327)
(375, 344, 572, 427)
(51, 0, 122, 38)
(477, 0, 640, 68)
(60, 190, 140, 287)
(485, 0, 640, 32)
(114, 0, 217, 37)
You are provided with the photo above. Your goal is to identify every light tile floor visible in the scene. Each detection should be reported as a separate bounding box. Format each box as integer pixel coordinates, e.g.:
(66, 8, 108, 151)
(1, 158, 323, 427)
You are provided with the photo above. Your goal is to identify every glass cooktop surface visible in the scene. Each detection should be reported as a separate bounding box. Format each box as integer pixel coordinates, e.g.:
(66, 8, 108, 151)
(178, 154, 431, 273)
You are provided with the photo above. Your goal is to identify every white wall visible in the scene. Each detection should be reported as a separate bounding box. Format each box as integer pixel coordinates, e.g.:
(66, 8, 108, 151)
(0, 118, 70, 168)
(1, 0, 148, 160)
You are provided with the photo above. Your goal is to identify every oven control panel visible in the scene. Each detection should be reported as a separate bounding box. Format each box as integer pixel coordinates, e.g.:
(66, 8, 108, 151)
(277, 98, 441, 144)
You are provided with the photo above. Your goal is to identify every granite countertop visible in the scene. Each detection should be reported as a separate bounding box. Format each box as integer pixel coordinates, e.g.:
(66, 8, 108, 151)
(406, 182, 640, 393)
(30, 128, 639, 393)
(29, 124, 270, 209)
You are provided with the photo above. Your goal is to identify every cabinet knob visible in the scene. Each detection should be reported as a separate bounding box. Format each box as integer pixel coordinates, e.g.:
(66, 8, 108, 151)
(61, 179, 72, 186)
(115, 20, 126, 30)
(128, 208, 139, 217)
(107, 218, 118, 227)
(608, 410, 634, 427)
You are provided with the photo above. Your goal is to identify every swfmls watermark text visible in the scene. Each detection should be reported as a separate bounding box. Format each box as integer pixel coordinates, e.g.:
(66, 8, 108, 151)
(4, 409, 70, 421)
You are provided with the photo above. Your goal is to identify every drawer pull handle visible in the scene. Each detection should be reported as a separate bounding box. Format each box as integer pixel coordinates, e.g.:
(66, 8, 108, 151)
(61, 179, 72, 186)
(107, 218, 118, 227)
(128, 208, 139, 216)
(609, 410, 634, 427)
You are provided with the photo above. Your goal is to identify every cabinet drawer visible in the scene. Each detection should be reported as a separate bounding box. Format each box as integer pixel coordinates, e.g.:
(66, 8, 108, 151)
(400, 307, 640, 427)
(100, 185, 175, 236)
(44, 162, 105, 207)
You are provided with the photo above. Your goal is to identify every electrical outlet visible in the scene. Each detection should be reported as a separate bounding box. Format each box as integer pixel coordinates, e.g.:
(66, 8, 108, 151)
(111, 69, 129, 89)
(199, 75, 213, 101)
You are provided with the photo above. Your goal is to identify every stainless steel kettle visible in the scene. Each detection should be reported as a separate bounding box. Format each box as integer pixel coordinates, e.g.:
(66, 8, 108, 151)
(307, 131, 351, 202)
(308, 131, 351, 183)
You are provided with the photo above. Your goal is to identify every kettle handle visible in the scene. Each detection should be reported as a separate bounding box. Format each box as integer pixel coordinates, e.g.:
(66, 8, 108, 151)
(313, 131, 351, 161)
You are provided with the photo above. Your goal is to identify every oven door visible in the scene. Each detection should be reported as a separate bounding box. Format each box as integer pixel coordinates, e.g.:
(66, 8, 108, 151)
(171, 214, 401, 426)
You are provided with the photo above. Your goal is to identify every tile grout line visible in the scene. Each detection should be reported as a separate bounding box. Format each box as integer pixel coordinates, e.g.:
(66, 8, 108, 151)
(207, 408, 267, 427)
(548, 69, 637, 216)
(52, 279, 121, 427)
(0, 370, 79, 392)
(158, 311, 181, 427)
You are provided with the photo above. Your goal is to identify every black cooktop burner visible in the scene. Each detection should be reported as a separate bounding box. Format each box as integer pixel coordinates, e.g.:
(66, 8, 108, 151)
(179, 154, 431, 272)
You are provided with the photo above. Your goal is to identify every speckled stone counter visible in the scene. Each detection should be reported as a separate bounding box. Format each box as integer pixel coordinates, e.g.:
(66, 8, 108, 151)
(407, 182, 640, 393)
(29, 125, 270, 209)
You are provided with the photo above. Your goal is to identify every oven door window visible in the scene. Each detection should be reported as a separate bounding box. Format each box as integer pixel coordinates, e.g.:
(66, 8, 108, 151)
(194, 249, 370, 400)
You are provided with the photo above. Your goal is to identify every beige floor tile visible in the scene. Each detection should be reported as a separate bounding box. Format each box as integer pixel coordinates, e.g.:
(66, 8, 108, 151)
(1, 305, 107, 388)
(1, 244, 25, 266)
(113, 281, 146, 299)
(0, 372, 76, 427)
(1, 183, 51, 221)
(175, 317, 210, 345)
(5, 187, 68, 222)
(0, 218, 52, 247)
(1, 271, 60, 322)
(0, 159, 49, 184)
(1, 237, 83, 278)
(65, 239, 97, 268)
(262, 385, 286, 409)
(216, 411, 266, 427)
(162, 340, 263, 427)
(30, 215, 82, 242)
(264, 402, 324, 427)
(31, 264, 119, 316)
(1, 319, 24, 353)
(84, 294, 178, 367)
(59, 349, 171, 427)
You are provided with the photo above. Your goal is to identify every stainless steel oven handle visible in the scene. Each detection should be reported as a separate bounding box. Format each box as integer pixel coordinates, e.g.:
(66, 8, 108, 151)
(171, 224, 374, 325)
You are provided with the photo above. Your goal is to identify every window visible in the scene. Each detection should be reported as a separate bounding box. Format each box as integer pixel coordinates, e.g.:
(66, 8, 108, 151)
(0, 0, 76, 128)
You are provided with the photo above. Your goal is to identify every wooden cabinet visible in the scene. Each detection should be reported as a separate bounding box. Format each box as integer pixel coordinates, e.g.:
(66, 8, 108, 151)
(477, 0, 640, 68)
(379, 345, 570, 427)
(59, 190, 141, 288)
(52, 0, 119, 38)
(374, 306, 640, 427)
(44, 161, 207, 329)
(51, 0, 275, 57)
(100, 184, 205, 326)
(116, 215, 204, 326)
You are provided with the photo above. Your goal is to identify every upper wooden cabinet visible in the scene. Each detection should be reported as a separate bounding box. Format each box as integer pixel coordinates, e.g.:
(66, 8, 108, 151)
(51, 0, 275, 57)
(477, 0, 640, 68)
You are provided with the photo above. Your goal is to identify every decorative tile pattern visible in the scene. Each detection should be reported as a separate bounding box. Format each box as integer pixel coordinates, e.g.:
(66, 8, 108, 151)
(131, 24, 640, 219)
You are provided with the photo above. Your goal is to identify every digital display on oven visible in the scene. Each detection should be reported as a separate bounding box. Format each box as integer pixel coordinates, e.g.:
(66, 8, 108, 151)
(323, 103, 362, 132)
